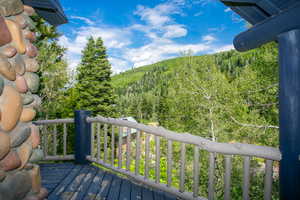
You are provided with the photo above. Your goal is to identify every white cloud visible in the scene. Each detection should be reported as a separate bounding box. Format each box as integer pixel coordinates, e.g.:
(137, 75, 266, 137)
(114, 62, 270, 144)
(123, 41, 211, 68)
(134, 4, 173, 27)
(108, 57, 131, 74)
(60, 1, 234, 73)
(202, 34, 216, 43)
(224, 8, 231, 12)
(70, 16, 95, 25)
(163, 25, 187, 38)
(58, 26, 132, 71)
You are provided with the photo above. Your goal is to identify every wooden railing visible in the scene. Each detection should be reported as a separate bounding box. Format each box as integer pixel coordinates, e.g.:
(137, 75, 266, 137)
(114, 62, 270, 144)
(34, 119, 75, 161)
(35, 116, 281, 200)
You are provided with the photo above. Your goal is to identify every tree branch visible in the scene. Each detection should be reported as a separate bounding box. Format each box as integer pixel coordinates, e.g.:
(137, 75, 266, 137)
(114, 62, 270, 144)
(230, 116, 279, 129)
(247, 83, 278, 94)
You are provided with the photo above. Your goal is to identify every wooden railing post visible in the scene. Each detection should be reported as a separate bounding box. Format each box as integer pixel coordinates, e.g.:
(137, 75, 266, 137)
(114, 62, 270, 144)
(278, 29, 300, 200)
(74, 110, 91, 164)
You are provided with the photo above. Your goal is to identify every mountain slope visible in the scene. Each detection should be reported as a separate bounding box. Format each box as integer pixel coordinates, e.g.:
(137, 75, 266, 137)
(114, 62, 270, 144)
(112, 43, 279, 146)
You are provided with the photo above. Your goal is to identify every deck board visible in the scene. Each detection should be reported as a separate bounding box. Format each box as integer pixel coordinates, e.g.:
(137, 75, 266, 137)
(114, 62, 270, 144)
(72, 166, 99, 200)
(40, 163, 177, 200)
(142, 187, 154, 200)
(96, 172, 113, 199)
(119, 179, 132, 200)
(107, 175, 122, 200)
(131, 182, 142, 200)
(82, 167, 105, 200)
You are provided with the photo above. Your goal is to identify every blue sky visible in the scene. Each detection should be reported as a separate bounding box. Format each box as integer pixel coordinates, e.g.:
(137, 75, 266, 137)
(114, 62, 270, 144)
(57, 0, 245, 73)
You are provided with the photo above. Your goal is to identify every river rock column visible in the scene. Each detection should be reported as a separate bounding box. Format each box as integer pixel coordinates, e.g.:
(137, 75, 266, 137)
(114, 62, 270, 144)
(0, 0, 47, 200)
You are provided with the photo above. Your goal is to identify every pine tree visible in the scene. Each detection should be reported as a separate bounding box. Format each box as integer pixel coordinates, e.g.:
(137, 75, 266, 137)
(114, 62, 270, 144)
(75, 37, 116, 117)
(157, 82, 169, 126)
(33, 16, 69, 119)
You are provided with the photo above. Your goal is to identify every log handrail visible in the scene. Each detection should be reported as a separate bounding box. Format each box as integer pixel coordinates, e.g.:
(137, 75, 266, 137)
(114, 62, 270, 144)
(86, 116, 281, 161)
(35, 117, 281, 200)
(34, 118, 74, 125)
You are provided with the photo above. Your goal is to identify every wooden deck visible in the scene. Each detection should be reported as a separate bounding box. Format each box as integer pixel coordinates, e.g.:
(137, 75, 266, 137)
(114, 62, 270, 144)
(40, 163, 177, 200)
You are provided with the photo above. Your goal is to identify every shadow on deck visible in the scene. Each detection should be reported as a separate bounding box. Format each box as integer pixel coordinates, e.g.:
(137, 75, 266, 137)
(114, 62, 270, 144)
(40, 163, 177, 200)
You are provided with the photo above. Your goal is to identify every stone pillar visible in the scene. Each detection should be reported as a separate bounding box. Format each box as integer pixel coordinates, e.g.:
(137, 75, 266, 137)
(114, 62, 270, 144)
(0, 0, 47, 199)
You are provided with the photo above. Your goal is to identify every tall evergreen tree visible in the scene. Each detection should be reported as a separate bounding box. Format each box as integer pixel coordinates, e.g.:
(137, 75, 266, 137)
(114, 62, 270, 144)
(32, 16, 69, 119)
(75, 37, 116, 117)
(157, 82, 169, 126)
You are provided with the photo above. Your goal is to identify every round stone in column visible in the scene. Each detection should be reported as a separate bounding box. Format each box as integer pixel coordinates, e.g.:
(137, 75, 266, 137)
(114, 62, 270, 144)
(0, 132, 10, 159)
(15, 14, 28, 29)
(17, 140, 32, 169)
(26, 43, 38, 58)
(15, 75, 28, 93)
(23, 30, 36, 42)
(23, 5, 35, 16)
(1, 45, 17, 58)
(20, 108, 36, 122)
(0, 16, 12, 46)
(9, 123, 31, 148)
(28, 95, 41, 109)
(30, 125, 40, 149)
(24, 57, 39, 72)
(10, 54, 26, 75)
(29, 149, 43, 163)
(0, 170, 32, 200)
(21, 93, 34, 105)
(5, 19, 26, 54)
(0, 55, 16, 81)
(0, 151, 21, 171)
(0, 0, 24, 17)
(0, 85, 22, 131)
(23, 72, 39, 93)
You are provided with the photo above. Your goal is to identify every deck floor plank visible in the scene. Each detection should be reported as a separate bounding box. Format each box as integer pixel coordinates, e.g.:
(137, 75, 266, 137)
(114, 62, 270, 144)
(47, 165, 84, 200)
(82, 167, 106, 200)
(107, 175, 123, 200)
(164, 193, 177, 200)
(131, 182, 142, 200)
(63, 166, 91, 200)
(95, 172, 114, 199)
(71, 166, 99, 200)
(142, 187, 154, 200)
(119, 179, 132, 200)
(153, 189, 165, 200)
(40, 163, 75, 195)
(40, 163, 177, 200)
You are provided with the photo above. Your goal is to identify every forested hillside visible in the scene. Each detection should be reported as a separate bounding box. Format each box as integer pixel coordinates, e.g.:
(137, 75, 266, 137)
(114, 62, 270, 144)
(112, 43, 279, 147)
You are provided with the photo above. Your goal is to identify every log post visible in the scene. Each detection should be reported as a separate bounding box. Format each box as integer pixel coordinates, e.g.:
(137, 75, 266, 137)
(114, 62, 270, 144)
(74, 110, 91, 164)
(278, 29, 300, 199)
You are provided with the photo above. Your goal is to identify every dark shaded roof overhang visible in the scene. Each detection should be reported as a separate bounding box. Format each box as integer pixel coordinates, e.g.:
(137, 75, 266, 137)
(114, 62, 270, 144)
(22, 0, 68, 26)
(220, 0, 300, 51)
(221, 0, 298, 25)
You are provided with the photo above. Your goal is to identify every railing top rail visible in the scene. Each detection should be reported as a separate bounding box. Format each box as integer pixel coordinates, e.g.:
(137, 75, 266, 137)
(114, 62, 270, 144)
(33, 118, 74, 125)
(87, 116, 281, 161)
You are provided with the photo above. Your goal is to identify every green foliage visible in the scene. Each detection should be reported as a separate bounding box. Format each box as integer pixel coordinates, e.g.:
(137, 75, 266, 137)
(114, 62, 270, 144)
(111, 43, 279, 199)
(112, 43, 279, 147)
(31, 15, 60, 42)
(32, 16, 69, 119)
(74, 37, 116, 117)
